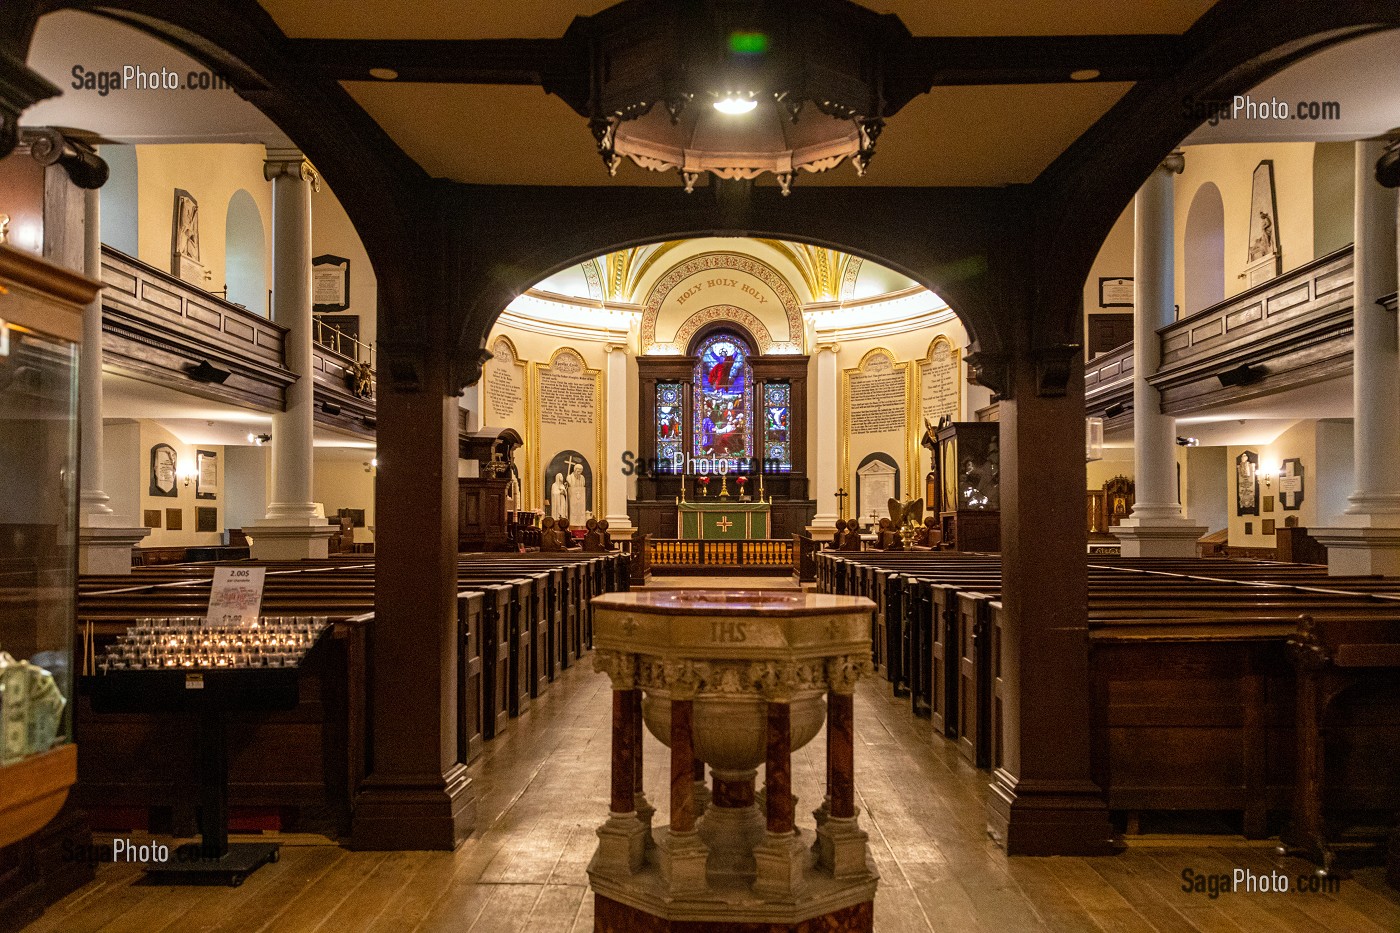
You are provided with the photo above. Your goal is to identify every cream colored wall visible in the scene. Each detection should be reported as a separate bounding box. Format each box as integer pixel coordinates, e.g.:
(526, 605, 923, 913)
(1083, 203, 1134, 337)
(1087, 448, 1134, 488)
(136, 421, 224, 548)
(833, 317, 973, 506)
(134, 144, 272, 301)
(482, 323, 612, 512)
(312, 457, 376, 544)
(1174, 142, 1316, 311)
(313, 185, 379, 349)
(1227, 420, 1317, 549)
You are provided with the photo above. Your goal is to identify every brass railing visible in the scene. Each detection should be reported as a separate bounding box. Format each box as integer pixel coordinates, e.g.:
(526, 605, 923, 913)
(314, 316, 376, 369)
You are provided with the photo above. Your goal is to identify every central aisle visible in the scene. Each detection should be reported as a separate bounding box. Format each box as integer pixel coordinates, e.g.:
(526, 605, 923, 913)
(26, 662, 1399, 933)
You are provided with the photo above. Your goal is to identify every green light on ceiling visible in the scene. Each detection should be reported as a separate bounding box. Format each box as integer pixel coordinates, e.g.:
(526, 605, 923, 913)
(728, 31, 768, 55)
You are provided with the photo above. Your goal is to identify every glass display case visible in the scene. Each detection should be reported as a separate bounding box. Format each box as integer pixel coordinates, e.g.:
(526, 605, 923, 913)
(0, 243, 96, 848)
(933, 422, 1001, 552)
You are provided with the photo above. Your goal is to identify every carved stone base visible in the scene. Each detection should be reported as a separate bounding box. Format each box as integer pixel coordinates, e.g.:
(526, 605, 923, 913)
(593, 812, 651, 876)
(696, 799, 766, 882)
(78, 524, 150, 574)
(656, 828, 709, 895)
(1312, 521, 1400, 576)
(753, 830, 809, 898)
(816, 815, 874, 880)
(594, 893, 873, 931)
(247, 519, 335, 560)
(1111, 519, 1208, 558)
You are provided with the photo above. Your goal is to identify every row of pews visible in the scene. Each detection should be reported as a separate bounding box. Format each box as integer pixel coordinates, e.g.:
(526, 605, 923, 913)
(816, 550, 1400, 872)
(74, 550, 629, 838)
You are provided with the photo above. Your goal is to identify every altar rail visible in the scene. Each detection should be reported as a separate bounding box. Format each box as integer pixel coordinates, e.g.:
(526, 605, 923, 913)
(649, 538, 793, 570)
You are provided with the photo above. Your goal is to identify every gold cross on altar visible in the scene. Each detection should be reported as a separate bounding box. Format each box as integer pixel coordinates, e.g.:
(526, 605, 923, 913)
(715, 516, 734, 532)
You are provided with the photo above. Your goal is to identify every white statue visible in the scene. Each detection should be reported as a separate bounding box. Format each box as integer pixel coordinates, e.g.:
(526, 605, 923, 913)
(550, 472, 568, 518)
(567, 463, 589, 526)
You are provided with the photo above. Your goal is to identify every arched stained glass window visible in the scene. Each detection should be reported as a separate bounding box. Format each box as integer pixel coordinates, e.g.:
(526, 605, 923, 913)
(692, 333, 753, 463)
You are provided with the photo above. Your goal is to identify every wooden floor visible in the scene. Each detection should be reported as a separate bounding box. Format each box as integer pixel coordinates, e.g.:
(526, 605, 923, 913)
(26, 611, 1400, 932)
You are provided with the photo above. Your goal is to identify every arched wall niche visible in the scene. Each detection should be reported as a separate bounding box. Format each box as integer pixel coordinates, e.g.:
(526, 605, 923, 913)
(1183, 181, 1226, 317)
(224, 188, 266, 315)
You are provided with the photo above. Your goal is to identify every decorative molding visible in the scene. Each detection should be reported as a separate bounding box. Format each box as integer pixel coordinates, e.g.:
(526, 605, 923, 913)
(640, 252, 803, 354)
(594, 649, 639, 689)
(630, 651, 872, 699)
(1034, 343, 1081, 398)
(263, 149, 322, 192)
(673, 304, 775, 354)
(964, 348, 1011, 399)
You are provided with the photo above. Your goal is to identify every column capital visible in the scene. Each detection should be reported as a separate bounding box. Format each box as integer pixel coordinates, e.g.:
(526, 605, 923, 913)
(815, 340, 840, 354)
(1160, 150, 1185, 175)
(264, 148, 321, 191)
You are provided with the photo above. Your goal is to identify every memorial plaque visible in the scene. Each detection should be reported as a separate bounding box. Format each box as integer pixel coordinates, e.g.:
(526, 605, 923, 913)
(486, 336, 525, 424)
(849, 352, 906, 435)
(539, 350, 597, 427)
(920, 337, 960, 425)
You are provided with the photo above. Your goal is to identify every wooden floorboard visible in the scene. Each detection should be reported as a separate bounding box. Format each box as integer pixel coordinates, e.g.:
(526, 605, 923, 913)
(22, 599, 1400, 933)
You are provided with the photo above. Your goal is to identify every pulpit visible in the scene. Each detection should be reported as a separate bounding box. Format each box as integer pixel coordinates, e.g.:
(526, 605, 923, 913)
(677, 501, 771, 540)
(932, 422, 1000, 552)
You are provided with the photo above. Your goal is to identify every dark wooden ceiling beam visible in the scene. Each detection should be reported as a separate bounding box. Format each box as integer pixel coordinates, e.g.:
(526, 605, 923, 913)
(288, 34, 1185, 88)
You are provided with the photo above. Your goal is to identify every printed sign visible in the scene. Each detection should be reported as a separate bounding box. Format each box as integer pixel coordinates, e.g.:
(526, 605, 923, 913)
(206, 566, 265, 627)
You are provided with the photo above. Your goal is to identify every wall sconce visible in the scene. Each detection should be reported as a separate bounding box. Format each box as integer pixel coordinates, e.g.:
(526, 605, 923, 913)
(1175, 436, 1200, 447)
(364, 457, 378, 473)
(1261, 461, 1278, 488)
(247, 433, 271, 446)
(177, 460, 197, 488)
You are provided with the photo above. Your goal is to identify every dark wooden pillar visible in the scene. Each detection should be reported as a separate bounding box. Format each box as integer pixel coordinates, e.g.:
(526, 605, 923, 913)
(986, 344, 1114, 855)
(671, 700, 696, 832)
(352, 341, 474, 850)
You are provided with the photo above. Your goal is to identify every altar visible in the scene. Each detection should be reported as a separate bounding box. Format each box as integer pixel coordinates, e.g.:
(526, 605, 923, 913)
(677, 500, 771, 540)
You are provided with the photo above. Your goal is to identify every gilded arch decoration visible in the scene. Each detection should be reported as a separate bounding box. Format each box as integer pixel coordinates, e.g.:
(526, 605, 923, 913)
(640, 252, 804, 355)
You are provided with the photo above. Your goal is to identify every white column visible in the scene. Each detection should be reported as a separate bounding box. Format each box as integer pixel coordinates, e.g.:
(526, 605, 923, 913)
(251, 149, 333, 559)
(604, 343, 634, 532)
(808, 342, 840, 532)
(76, 186, 149, 573)
(1313, 136, 1400, 574)
(1114, 152, 1206, 557)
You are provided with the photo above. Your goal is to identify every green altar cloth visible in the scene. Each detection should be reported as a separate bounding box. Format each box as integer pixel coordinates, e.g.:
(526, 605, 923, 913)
(677, 500, 771, 540)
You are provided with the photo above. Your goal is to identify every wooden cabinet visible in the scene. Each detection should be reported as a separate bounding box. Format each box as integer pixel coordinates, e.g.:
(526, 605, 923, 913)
(458, 478, 512, 551)
(932, 422, 1000, 552)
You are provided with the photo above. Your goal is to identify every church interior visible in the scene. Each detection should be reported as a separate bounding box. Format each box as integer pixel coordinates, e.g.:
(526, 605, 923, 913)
(2, 1, 1400, 931)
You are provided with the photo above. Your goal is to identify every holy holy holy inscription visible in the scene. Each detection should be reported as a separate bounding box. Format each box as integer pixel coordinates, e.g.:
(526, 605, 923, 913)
(849, 352, 906, 435)
(539, 350, 597, 426)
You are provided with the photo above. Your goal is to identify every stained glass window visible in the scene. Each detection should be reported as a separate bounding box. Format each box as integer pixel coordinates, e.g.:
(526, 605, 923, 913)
(763, 382, 792, 472)
(655, 382, 683, 472)
(692, 334, 753, 463)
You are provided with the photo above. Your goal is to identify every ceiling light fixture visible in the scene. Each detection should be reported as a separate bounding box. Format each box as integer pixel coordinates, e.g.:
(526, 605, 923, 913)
(549, 0, 915, 195)
(713, 93, 758, 115)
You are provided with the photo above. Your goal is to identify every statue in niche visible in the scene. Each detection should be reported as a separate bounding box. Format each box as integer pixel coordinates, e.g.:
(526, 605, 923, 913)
(550, 472, 568, 519)
(567, 462, 589, 526)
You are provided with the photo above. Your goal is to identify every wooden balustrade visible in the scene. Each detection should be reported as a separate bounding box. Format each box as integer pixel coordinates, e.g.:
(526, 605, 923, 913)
(647, 538, 795, 569)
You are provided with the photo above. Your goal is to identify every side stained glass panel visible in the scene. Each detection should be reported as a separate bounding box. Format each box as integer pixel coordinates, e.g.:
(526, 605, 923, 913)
(763, 382, 792, 472)
(656, 382, 683, 472)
